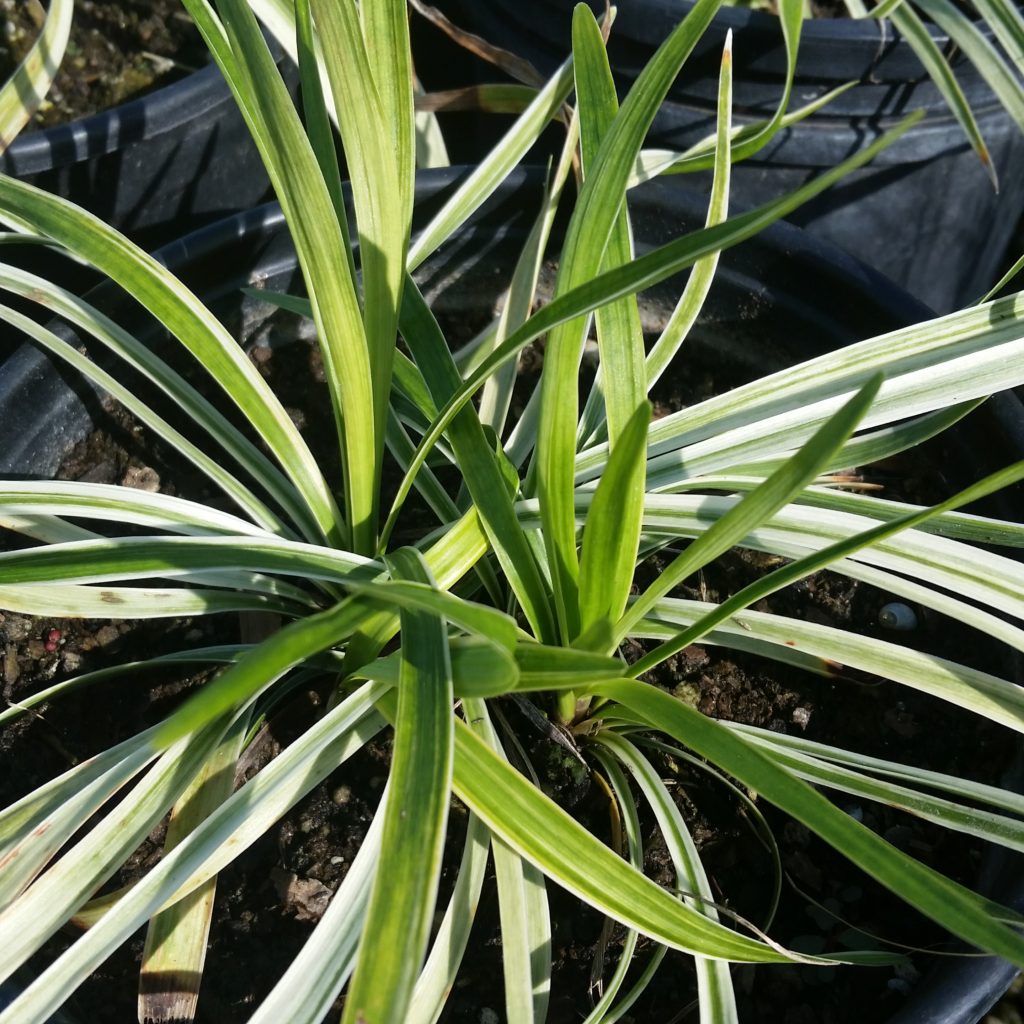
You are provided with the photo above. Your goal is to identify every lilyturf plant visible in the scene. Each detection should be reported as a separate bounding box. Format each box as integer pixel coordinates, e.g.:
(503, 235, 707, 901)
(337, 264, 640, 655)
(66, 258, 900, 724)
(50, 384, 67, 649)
(1, 1, 1024, 1022)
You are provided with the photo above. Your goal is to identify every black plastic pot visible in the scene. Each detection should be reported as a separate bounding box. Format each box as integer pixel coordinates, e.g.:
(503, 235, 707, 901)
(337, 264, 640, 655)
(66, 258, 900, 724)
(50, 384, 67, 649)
(419, 0, 1024, 314)
(0, 43, 292, 250)
(0, 32, 298, 366)
(1, 168, 1022, 1022)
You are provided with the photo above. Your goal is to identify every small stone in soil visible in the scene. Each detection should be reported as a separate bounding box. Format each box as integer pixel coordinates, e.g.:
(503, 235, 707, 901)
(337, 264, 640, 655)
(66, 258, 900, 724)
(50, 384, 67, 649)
(791, 706, 811, 729)
(92, 625, 120, 648)
(4, 615, 33, 641)
(121, 465, 161, 492)
(270, 867, 333, 923)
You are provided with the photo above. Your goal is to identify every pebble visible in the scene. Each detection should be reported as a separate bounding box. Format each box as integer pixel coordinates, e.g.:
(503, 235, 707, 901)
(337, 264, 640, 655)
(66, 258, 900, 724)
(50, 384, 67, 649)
(95, 625, 120, 648)
(4, 615, 33, 641)
(122, 465, 161, 492)
(791, 706, 811, 729)
(332, 785, 352, 806)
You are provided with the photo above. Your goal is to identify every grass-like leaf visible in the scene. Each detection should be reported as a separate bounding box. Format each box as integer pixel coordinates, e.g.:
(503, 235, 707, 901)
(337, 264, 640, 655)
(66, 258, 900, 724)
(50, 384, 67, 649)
(618, 375, 882, 639)
(342, 549, 453, 1024)
(595, 732, 738, 1023)
(584, 679, 1024, 966)
(889, 2, 997, 186)
(0, 176, 339, 544)
(578, 403, 652, 643)
(631, 459, 1024, 674)
(0, 0, 71, 151)
(534, 0, 725, 642)
(138, 715, 249, 1024)
(451, 712, 893, 966)
(385, 113, 923, 530)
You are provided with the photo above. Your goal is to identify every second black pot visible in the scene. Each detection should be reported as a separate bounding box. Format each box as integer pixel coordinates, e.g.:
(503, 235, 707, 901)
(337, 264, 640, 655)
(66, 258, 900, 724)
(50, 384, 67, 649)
(0, 41, 294, 250)
(0, 29, 299, 365)
(417, 0, 1024, 315)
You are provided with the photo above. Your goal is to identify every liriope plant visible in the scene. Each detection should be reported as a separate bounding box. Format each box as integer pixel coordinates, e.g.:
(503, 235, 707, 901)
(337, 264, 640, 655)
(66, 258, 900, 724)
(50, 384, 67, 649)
(1, 2, 1024, 1022)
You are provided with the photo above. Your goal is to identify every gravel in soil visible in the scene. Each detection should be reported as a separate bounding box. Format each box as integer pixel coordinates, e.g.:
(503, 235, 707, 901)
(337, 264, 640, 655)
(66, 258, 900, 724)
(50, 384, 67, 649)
(0, 0, 207, 129)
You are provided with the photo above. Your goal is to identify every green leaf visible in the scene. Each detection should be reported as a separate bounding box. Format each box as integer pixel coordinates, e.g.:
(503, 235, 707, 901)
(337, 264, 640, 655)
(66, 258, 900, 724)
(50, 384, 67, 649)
(636, 595, 1024, 736)
(970, 0, 1024, 82)
(632, 459, 1024, 675)
(387, 278, 556, 643)
(294, 0, 349, 237)
(450, 720, 883, 965)
(728, 722, 1024, 819)
(311, 0, 411, 546)
(464, 699, 551, 1024)
(347, 579, 520, 652)
(0, 582, 301, 619)
(583, 749, 660, 1024)
(583, 679, 1024, 966)
(642, 34, 732, 398)
(0, 685, 386, 1024)
(482, 120, 579, 445)
(149, 598, 368, 751)
(406, 54, 577, 270)
(407, 813, 491, 1024)
(578, 403, 652, 642)
(889, 2, 997, 185)
(595, 733, 738, 1023)
(733, 726, 1024, 855)
(0, 0, 72, 151)
(632, 83, 855, 182)
(0, 174, 342, 545)
(0, 296, 295, 536)
(618, 375, 883, 640)
(193, 0, 376, 551)
(248, 808, 384, 1024)
(0, 731, 157, 913)
(535, 0, 724, 643)
(0, 718, 233, 990)
(342, 549, 453, 1024)
(913, 0, 1024, 137)
(0, 480, 269, 537)
(385, 114, 923, 532)
(573, 10, 647, 454)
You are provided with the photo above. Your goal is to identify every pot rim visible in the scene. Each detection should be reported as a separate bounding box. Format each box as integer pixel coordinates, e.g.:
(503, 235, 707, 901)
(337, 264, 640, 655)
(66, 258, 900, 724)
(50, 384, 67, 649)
(0, 33, 286, 175)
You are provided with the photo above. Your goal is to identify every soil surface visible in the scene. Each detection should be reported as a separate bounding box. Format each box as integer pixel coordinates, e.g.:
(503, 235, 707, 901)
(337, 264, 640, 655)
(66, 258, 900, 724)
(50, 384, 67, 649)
(0, 0, 206, 129)
(1, 295, 1022, 1023)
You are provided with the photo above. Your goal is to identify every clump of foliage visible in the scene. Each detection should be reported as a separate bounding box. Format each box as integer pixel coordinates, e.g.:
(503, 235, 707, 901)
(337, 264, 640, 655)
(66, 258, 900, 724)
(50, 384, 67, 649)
(1, 2, 1024, 1023)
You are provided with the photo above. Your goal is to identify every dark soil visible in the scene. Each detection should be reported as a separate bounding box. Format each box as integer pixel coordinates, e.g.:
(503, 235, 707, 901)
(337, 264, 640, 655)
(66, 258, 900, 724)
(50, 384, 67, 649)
(2, 293, 1022, 1024)
(0, 0, 207, 129)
